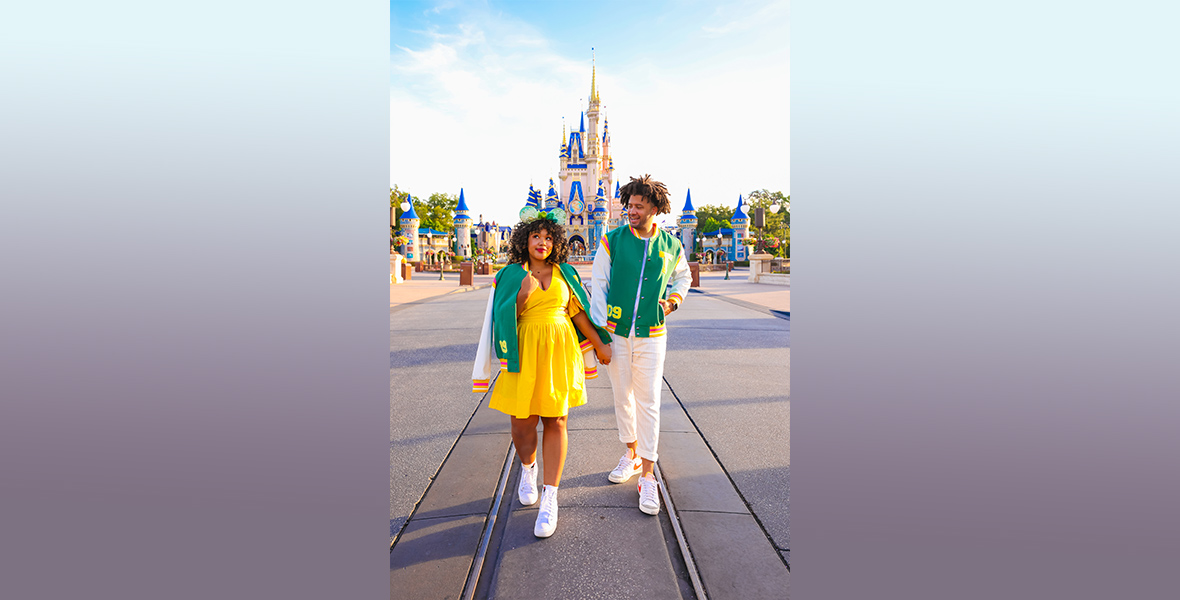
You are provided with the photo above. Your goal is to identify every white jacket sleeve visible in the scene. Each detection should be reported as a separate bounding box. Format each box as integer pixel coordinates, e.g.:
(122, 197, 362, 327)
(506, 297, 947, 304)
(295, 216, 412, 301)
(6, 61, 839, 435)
(666, 249, 691, 306)
(471, 283, 496, 393)
(589, 238, 611, 328)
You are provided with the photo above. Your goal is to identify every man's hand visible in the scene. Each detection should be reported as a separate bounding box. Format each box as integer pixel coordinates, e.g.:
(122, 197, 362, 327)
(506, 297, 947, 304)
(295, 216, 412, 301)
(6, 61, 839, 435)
(658, 299, 678, 316)
(595, 343, 612, 365)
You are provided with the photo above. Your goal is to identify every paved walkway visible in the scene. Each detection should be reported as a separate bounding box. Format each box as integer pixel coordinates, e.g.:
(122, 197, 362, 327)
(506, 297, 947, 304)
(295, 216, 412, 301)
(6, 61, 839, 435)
(391, 264, 790, 599)
(392, 262, 790, 314)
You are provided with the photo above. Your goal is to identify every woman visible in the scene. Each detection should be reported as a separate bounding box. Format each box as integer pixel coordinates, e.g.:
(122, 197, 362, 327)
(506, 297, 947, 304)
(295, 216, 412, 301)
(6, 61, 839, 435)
(472, 208, 612, 537)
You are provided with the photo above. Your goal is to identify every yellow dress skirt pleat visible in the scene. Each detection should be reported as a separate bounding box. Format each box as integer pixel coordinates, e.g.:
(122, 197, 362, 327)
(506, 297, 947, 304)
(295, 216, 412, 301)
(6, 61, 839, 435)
(489, 269, 587, 419)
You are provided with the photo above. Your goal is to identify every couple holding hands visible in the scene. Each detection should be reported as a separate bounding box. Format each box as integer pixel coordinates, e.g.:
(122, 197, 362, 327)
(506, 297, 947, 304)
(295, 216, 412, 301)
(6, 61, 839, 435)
(473, 174, 691, 538)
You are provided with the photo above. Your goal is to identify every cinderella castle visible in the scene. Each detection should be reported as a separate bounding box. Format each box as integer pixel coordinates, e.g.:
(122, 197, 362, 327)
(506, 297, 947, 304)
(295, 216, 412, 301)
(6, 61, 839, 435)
(516, 57, 625, 259)
(397, 57, 752, 266)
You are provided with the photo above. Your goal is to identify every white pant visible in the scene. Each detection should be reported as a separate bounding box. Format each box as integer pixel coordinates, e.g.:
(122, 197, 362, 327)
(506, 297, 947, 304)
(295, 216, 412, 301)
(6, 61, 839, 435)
(606, 334, 668, 462)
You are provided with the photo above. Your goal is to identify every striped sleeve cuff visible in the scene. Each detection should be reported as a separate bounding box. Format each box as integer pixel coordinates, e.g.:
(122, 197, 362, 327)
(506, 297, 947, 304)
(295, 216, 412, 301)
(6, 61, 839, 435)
(472, 379, 490, 393)
(668, 292, 684, 305)
(584, 365, 598, 379)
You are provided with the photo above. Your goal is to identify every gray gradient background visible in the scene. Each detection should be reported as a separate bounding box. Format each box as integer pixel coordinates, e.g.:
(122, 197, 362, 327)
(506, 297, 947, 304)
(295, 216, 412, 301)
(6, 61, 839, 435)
(4, 1, 1179, 598)
(793, 1, 1180, 598)
(1, 2, 389, 599)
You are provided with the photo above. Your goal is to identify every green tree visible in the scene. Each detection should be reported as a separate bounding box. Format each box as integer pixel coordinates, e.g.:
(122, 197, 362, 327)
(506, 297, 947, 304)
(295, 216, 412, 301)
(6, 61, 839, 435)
(391, 187, 457, 233)
(694, 203, 734, 234)
(419, 191, 458, 234)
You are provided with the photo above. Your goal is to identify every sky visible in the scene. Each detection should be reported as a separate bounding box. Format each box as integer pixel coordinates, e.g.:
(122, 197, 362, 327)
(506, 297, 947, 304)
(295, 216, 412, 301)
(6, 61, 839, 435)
(391, 0, 789, 227)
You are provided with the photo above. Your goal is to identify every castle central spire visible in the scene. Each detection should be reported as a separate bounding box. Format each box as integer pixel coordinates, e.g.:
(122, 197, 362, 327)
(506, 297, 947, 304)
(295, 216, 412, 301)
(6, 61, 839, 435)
(591, 48, 598, 102)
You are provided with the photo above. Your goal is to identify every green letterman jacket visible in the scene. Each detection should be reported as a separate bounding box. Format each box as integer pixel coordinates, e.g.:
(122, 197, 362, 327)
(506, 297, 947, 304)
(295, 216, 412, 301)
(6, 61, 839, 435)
(590, 224, 692, 338)
(471, 262, 612, 393)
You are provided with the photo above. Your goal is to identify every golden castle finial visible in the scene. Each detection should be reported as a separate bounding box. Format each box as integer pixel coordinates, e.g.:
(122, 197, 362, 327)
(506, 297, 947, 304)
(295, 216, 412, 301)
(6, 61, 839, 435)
(591, 48, 599, 102)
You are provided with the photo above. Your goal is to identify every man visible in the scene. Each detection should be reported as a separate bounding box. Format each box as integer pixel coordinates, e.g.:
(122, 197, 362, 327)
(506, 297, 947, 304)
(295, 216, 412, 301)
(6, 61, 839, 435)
(590, 174, 691, 515)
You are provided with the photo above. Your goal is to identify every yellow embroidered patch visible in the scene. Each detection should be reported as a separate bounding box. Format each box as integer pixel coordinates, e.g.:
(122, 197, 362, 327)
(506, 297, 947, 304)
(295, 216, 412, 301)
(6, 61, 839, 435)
(499, 340, 507, 353)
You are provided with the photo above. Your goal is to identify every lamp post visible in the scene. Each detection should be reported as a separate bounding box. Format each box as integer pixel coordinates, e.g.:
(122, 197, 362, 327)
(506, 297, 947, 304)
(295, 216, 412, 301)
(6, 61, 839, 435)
(438, 222, 453, 280)
(770, 199, 790, 258)
(769, 201, 781, 258)
(718, 231, 729, 280)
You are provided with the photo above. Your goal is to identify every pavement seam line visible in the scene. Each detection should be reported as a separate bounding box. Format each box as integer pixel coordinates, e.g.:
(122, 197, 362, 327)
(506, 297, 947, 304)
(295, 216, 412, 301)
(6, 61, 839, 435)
(408, 512, 498, 522)
(663, 376, 791, 572)
(391, 372, 501, 551)
(460, 442, 515, 600)
(654, 462, 709, 600)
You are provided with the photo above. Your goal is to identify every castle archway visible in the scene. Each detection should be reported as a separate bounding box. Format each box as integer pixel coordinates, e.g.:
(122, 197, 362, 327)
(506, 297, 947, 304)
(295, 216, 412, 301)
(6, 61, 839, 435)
(568, 235, 587, 258)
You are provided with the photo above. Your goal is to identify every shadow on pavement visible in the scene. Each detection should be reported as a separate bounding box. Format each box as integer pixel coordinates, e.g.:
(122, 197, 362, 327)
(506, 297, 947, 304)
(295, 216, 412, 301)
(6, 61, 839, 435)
(390, 343, 479, 368)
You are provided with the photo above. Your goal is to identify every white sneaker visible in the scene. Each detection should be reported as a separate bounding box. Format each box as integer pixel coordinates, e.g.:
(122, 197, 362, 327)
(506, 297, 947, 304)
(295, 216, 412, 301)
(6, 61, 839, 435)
(608, 452, 642, 484)
(518, 461, 539, 506)
(639, 475, 660, 515)
(534, 485, 559, 538)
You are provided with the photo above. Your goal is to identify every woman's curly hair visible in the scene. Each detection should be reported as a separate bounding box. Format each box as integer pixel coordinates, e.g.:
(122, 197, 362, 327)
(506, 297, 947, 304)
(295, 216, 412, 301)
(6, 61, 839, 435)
(507, 218, 570, 265)
(618, 174, 672, 215)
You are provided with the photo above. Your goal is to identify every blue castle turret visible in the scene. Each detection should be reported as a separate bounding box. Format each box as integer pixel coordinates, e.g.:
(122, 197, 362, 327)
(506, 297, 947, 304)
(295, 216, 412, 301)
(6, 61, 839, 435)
(591, 180, 609, 248)
(729, 194, 750, 261)
(676, 189, 697, 253)
(400, 196, 421, 260)
(453, 188, 473, 258)
(546, 178, 559, 209)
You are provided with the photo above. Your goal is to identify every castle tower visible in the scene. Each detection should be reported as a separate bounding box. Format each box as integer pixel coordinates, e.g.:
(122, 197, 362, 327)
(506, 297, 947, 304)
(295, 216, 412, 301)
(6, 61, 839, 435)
(612, 181, 624, 228)
(601, 116, 613, 192)
(453, 188, 472, 258)
(538, 53, 622, 258)
(545, 178, 559, 210)
(591, 180, 609, 248)
(586, 53, 601, 163)
(558, 56, 607, 236)
(730, 194, 750, 262)
(560, 120, 567, 164)
(401, 196, 421, 261)
(677, 189, 697, 252)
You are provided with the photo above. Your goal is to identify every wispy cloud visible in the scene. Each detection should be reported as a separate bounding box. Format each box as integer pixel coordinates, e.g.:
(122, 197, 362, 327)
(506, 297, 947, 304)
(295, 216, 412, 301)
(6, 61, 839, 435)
(392, 2, 789, 225)
(702, 0, 790, 38)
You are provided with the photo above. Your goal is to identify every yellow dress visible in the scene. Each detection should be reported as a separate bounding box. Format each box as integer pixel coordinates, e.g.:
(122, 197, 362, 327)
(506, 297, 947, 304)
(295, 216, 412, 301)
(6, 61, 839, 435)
(489, 269, 587, 419)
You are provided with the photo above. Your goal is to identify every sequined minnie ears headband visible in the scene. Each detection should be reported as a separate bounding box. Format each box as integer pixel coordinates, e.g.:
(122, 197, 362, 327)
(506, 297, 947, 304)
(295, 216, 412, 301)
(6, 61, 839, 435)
(519, 206, 567, 224)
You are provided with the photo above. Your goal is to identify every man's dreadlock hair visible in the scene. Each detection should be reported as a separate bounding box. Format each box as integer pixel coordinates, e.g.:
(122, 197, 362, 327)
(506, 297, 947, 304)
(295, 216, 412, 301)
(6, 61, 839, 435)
(618, 174, 672, 215)
(507, 218, 570, 265)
